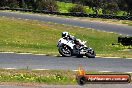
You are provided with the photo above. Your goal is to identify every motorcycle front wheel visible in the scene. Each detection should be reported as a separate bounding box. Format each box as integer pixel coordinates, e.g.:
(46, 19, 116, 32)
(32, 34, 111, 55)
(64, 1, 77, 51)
(58, 45, 72, 57)
(85, 51, 96, 58)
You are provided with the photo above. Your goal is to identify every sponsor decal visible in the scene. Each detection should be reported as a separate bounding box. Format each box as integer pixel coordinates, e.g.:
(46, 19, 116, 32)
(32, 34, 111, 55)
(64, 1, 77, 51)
(76, 66, 131, 85)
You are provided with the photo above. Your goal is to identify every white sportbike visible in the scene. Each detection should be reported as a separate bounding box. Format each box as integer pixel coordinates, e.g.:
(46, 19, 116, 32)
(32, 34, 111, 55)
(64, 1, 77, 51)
(57, 38, 96, 58)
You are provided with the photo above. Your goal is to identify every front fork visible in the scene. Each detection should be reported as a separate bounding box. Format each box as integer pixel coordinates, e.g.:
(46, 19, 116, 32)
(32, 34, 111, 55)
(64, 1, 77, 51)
(87, 48, 94, 54)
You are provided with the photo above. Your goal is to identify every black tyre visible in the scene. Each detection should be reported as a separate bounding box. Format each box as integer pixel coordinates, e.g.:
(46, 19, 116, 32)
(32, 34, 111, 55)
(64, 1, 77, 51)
(58, 45, 72, 57)
(76, 55, 83, 58)
(86, 51, 96, 58)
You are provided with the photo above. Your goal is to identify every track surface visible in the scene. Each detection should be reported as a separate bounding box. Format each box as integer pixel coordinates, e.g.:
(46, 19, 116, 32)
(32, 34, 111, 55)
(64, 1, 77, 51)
(0, 12, 131, 72)
(0, 12, 132, 72)
(0, 84, 132, 88)
(0, 53, 132, 72)
(0, 11, 132, 36)
(0, 12, 132, 88)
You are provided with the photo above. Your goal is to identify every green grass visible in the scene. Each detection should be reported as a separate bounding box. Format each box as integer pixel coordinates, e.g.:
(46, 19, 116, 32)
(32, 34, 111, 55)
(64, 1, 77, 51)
(0, 69, 131, 84)
(57, 1, 76, 13)
(57, 1, 94, 14)
(76, 17, 132, 26)
(0, 16, 132, 57)
(57, 1, 102, 14)
(0, 69, 76, 84)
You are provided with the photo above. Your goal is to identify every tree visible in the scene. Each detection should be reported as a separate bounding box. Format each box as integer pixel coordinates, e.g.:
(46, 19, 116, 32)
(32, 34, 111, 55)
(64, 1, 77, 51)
(37, 0, 58, 12)
(116, 0, 127, 15)
(101, 0, 119, 14)
(7, 0, 19, 8)
(125, 0, 132, 15)
(0, 0, 19, 8)
(81, 0, 102, 15)
(0, 0, 6, 7)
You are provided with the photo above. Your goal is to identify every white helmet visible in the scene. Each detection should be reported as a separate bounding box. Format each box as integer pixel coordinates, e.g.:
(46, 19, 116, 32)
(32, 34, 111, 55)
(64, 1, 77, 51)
(62, 32, 69, 38)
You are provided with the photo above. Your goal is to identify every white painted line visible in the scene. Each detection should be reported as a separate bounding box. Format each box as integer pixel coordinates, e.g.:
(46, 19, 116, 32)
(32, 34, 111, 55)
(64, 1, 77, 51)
(73, 26, 78, 28)
(37, 14, 41, 16)
(95, 56, 102, 58)
(72, 70, 78, 72)
(33, 69, 49, 71)
(18, 18, 22, 19)
(65, 18, 70, 20)
(4, 68, 16, 70)
(126, 58, 132, 59)
(102, 30, 107, 32)
(109, 32, 114, 34)
(119, 34, 123, 36)
(0, 52, 15, 54)
(17, 53, 32, 55)
(25, 19, 29, 21)
(34, 54, 46, 56)
(125, 72, 132, 74)
(73, 70, 114, 73)
(55, 55, 62, 57)
(99, 71, 113, 73)
(102, 57, 121, 59)
(54, 23, 58, 24)
(57, 17, 62, 19)
(73, 18, 79, 20)
(80, 27, 84, 29)
(54, 55, 61, 57)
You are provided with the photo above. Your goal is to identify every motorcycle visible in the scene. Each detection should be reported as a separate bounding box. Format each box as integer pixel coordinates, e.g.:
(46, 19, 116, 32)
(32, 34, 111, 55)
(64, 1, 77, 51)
(57, 38, 96, 58)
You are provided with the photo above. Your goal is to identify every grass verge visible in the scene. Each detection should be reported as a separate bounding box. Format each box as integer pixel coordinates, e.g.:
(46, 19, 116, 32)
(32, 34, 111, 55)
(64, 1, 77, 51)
(0, 16, 132, 58)
(0, 69, 76, 85)
(75, 17, 132, 26)
(0, 69, 131, 85)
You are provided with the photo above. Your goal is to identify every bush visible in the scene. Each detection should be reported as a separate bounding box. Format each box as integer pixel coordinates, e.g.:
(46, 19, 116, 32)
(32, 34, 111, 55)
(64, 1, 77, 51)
(68, 4, 86, 13)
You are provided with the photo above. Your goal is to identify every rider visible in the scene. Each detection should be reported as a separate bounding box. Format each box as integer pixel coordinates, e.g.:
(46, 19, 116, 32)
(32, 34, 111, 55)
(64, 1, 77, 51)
(61, 32, 82, 48)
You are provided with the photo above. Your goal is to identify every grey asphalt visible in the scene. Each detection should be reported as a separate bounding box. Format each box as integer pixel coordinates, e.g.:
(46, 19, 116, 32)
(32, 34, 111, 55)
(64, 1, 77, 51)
(0, 53, 132, 72)
(0, 11, 132, 36)
(0, 84, 132, 88)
